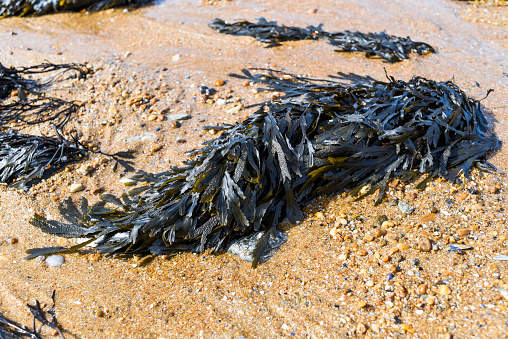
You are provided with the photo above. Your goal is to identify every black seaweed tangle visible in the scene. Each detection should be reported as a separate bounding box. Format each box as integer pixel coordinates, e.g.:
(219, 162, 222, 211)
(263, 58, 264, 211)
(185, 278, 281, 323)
(27, 69, 498, 267)
(0, 130, 87, 189)
(0, 0, 151, 17)
(0, 291, 66, 339)
(0, 62, 86, 130)
(209, 18, 435, 62)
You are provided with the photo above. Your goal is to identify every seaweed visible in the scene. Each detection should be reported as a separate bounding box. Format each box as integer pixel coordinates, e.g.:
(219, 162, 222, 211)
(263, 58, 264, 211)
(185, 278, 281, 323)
(27, 69, 498, 266)
(209, 18, 435, 62)
(0, 0, 151, 17)
(0, 62, 86, 130)
(0, 130, 87, 189)
(0, 291, 65, 339)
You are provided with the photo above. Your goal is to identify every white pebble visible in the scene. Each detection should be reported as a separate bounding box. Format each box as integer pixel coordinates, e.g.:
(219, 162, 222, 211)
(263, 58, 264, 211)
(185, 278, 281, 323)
(69, 183, 84, 193)
(46, 255, 65, 267)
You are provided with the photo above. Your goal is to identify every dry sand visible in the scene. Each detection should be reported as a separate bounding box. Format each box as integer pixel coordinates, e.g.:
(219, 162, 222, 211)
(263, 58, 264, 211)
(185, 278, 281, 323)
(0, 0, 507, 338)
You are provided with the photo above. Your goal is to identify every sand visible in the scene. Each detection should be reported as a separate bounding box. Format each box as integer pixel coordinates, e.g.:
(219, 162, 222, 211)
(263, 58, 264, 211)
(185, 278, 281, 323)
(0, 0, 507, 338)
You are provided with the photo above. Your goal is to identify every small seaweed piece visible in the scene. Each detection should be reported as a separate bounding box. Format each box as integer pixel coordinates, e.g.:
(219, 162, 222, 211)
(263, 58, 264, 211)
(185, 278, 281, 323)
(0, 0, 151, 17)
(209, 18, 435, 62)
(0, 291, 65, 339)
(0, 62, 86, 130)
(27, 69, 498, 267)
(209, 18, 318, 47)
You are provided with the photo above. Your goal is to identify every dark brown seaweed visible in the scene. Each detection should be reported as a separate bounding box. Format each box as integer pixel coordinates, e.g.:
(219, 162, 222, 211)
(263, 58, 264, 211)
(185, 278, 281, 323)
(27, 70, 498, 266)
(0, 291, 65, 339)
(0, 62, 86, 130)
(0, 0, 151, 17)
(209, 18, 435, 62)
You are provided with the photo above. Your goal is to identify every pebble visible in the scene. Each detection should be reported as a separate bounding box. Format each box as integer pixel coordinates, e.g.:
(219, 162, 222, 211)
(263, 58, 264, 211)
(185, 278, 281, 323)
(69, 183, 84, 193)
(418, 238, 432, 252)
(364, 234, 374, 242)
(216, 98, 227, 105)
(148, 114, 158, 121)
(418, 284, 427, 294)
(10, 237, 18, 244)
(176, 138, 187, 144)
(167, 113, 191, 121)
(46, 255, 65, 267)
(92, 187, 104, 195)
(430, 205, 439, 213)
(457, 193, 468, 201)
(439, 285, 452, 296)
(151, 144, 163, 152)
(214, 79, 225, 86)
(398, 200, 415, 214)
(356, 322, 367, 335)
(457, 228, 470, 236)
(357, 301, 367, 309)
(401, 324, 415, 333)
(381, 221, 395, 228)
(372, 228, 387, 238)
(96, 309, 105, 317)
(227, 230, 287, 263)
(489, 186, 499, 194)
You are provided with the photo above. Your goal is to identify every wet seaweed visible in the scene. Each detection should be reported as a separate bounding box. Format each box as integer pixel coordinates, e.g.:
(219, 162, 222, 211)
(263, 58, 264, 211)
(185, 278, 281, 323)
(27, 69, 498, 266)
(0, 130, 87, 189)
(209, 18, 435, 62)
(0, 291, 65, 339)
(0, 62, 86, 130)
(0, 0, 151, 17)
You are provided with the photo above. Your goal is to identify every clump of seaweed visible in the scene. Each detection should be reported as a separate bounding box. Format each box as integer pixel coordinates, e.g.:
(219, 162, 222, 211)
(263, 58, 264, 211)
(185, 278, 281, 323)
(209, 18, 435, 62)
(27, 69, 498, 266)
(0, 130, 87, 190)
(0, 0, 151, 17)
(0, 291, 65, 339)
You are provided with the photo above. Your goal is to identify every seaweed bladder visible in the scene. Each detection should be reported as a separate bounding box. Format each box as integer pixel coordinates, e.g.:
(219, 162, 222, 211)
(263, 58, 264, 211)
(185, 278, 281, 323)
(209, 18, 435, 62)
(27, 69, 498, 266)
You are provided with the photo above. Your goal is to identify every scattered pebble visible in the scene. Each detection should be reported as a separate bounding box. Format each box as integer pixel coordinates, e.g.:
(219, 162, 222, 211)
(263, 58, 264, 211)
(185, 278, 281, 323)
(417, 238, 432, 252)
(91, 187, 104, 195)
(46, 255, 65, 267)
(439, 285, 452, 296)
(120, 178, 138, 186)
(167, 113, 191, 120)
(356, 322, 367, 335)
(176, 138, 187, 144)
(398, 200, 415, 214)
(69, 183, 84, 193)
(10, 237, 18, 244)
(151, 144, 163, 152)
(214, 79, 225, 86)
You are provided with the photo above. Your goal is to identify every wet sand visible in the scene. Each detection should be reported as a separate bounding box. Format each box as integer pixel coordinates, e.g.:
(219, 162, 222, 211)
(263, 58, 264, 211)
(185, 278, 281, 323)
(0, 0, 507, 338)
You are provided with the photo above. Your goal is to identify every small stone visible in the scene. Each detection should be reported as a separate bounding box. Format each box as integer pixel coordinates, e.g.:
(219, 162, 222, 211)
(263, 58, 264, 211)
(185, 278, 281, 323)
(46, 255, 65, 267)
(418, 284, 427, 294)
(315, 211, 324, 219)
(381, 221, 395, 228)
(388, 247, 400, 256)
(176, 138, 187, 144)
(397, 243, 410, 251)
(372, 228, 387, 238)
(148, 114, 158, 121)
(167, 113, 191, 121)
(329, 227, 339, 239)
(227, 105, 242, 114)
(364, 234, 374, 242)
(357, 301, 367, 309)
(377, 215, 388, 225)
(69, 183, 84, 193)
(356, 322, 367, 334)
(172, 54, 180, 62)
(457, 193, 468, 201)
(366, 280, 374, 287)
(489, 186, 499, 194)
(398, 200, 415, 214)
(401, 324, 415, 333)
(216, 98, 227, 105)
(151, 144, 163, 153)
(10, 237, 18, 244)
(430, 206, 439, 213)
(418, 238, 432, 252)
(457, 229, 470, 236)
(357, 249, 367, 256)
(439, 285, 452, 296)
(92, 187, 104, 195)
(308, 8, 318, 14)
(169, 120, 179, 128)
(96, 309, 105, 317)
(214, 79, 225, 86)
